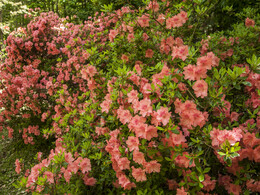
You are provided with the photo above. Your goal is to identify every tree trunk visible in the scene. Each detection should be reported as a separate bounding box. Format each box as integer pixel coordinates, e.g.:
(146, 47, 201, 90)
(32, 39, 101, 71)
(56, 0, 59, 15)
(64, 3, 67, 18)
(51, 0, 54, 12)
(0, 10, 3, 46)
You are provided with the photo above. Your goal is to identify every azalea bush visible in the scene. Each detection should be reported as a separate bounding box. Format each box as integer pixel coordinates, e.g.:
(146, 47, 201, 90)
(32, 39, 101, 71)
(0, 0, 259, 194)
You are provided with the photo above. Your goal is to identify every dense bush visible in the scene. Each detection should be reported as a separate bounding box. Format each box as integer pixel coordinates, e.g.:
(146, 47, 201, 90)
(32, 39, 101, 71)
(0, 0, 259, 194)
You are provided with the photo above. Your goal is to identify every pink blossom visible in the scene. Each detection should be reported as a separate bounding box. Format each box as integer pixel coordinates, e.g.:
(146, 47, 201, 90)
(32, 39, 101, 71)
(138, 98, 153, 117)
(131, 166, 147, 182)
(155, 107, 171, 126)
(80, 158, 91, 173)
(192, 80, 208, 98)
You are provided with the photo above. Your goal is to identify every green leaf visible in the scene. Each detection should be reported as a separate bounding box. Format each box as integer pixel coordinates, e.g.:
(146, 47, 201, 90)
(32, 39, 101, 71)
(199, 174, 204, 182)
(165, 131, 170, 138)
(203, 167, 211, 173)
(242, 81, 252, 86)
(157, 126, 164, 131)
(218, 152, 226, 156)
(171, 129, 179, 134)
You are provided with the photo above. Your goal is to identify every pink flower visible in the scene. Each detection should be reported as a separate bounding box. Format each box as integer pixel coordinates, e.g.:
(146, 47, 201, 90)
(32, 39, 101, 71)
(131, 166, 147, 182)
(109, 29, 118, 42)
(157, 14, 165, 24)
(127, 90, 139, 103)
(95, 127, 109, 136)
(65, 152, 74, 164)
(202, 174, 216, 192)
(155, 107, 171, 126)
(226, 183, 241, 195)
(80, 158, 91, 173)
(172, 45, 189, 61)
(147, 1, 160, 12)
(100, 100, 111, 113)
(133, 150, 145, 164)
(138, 14, 150, 27)
(126, 136, 140, 151)
(67, 161, 79, 174)
(86, 65, 97, 77)
(118, 157, 130, 170)
(183, 64, 196, 81)
(138, 98, 153, 117)
(64, 170, 71, 183)
(176, 187, 187, 195)
(170, 131, 186, 145)
(210, 128, 243, 147)
(44, 171, 54, 184)
(128, 115, 146, 131)
(127, 33, 135, 42)
(117, 108, 132, 124)
(192, 80, 208, 98)
(121, 54, 129, 62)
(145, 125, 158, 140)
(253, 145, 260, 162)
(15, 159, 21, 174)
(144, 160, 161, 173)
(83, 175, 96, 186)
(135, 123, 148, 138)
(245, 17, 255, 27)
(145, 49, 154, 58)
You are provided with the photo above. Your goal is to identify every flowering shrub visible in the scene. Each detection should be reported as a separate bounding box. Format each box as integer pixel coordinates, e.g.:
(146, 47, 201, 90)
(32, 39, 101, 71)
(0, 0, 259, 194)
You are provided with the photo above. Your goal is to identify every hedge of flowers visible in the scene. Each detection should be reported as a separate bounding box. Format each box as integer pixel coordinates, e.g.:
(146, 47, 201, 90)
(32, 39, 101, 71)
(0, 0, 259, 194)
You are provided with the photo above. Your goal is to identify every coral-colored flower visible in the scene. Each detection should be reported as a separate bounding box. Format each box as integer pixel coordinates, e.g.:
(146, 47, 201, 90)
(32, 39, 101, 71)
(172, 45, 189, 61)
(117, 107, 132, 125)
(109, 29, 118, 42)
(64, 170, 71, 183)
(127, 33, 135, 42)
(176, 187, 188, 195)
(138, 14, 150, 27)
(135, 123, 147, 138)
(192, 80, 208, 98)
(121, 54, 129, 62)
(210, 128, 243, 147)
(175, 152, 190, 168)
(83, 175, 96, 186)
(253, 145, 260, 162)
(183, 64, 196, 81)
(44, 171, 54, 184)
(147, 0, 160, 12)
(226, 183, 241, 195)
(138, 98, 153, 117)
(15, 159, 21, 174)
(128, 115, 146, 131)
(145, 125, 158, 140)
(100, 99, 111, 113)
(131, 166, 147, 182)
(126, 136, 140, 151)
(245, 18, 255, 27)
(67, 161, 79, 174)
(170, 131, 186, 146)
(80, 158, 91, 173)
(86, 65, 97, 77)
(144, 160, 161, 173)
(133, 150, 145, 164)
(95, 127, 109, 136)
(145, 49, 154, 58)
(118, 157, 130, 170)
(202, 174, 216, 192)
(155, 107, 171, 126)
